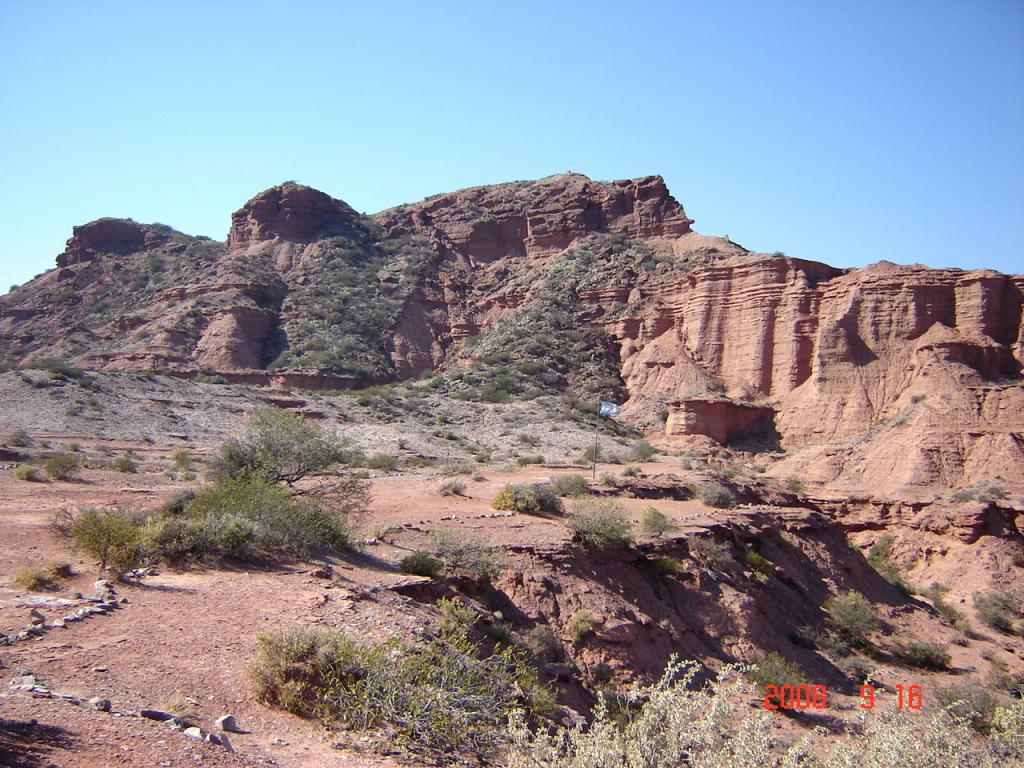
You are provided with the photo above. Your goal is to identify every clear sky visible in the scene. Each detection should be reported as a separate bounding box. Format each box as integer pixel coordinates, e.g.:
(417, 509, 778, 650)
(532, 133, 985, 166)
(1, 1, 1022, 293)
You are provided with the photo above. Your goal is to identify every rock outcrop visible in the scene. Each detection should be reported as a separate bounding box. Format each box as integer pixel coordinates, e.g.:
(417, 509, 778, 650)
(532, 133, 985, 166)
(227, 182, 359, 251)
(1, 173, 1021, 493)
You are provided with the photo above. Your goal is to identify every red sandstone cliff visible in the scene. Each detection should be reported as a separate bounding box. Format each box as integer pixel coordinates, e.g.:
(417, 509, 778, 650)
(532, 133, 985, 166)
(0, 174, 1020, 493)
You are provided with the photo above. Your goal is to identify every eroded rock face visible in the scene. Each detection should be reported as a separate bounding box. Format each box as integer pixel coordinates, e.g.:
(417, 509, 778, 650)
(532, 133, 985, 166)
(2, 174, 1021, 492)
(58, 219, 171, 267)
(227, 183, 360, 251)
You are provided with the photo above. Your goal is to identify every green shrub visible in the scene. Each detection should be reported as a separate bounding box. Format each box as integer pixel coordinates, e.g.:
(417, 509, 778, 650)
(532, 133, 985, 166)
(896, 641, 951, 670)
(687, 536, 732, 568)
(650, 555, 683, 577)
(621, 465, 641, 477)
(936, 683, 998, 733)
(548, 473, 590, 497)
(744, 550, 772, 576)
(699, 483, 735, 508)
(492, 483, 563, 516)
(13, 464, 42, 481)
(7, 430, 30, 447)
(399, 551, 443, 578)
(921, 582, 969, 631)
(438, 478, 467, 496)
(824, 591, 880, 647)
(44, 451, 82, 480)
(12, 565, 54, 591)
(866, 535, 909, 593)
(194, 373, 229, 384)
(68, 508, 144, 573)
(171, 450, 194, 471)
(250, 623, 553, 759)
(566, 609, 597, 644)
(430, 528, 504, 580)
(365, 453, 400, 472)
(598, 471, 617, 487)
(179, 474, 353, 559)
(785, 477, 804, 493)
(631, 441, 656, 461)
(641, 506, 677, 537)
(749, 652, 805, 690)
(841, 656, 877, 684)
(525, 625, 564, 662)
(516, 454, 544, 466)
(568, 500, 634, 551)
(210, 407, 350, 484)
(113, 452, 139, 473)
(974, 591, 1020, 634)
(506, 657, 1023, 768)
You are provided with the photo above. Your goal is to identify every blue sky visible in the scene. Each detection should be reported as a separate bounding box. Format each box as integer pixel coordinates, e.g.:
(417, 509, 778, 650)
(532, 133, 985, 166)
(1, 1, 1021, 293)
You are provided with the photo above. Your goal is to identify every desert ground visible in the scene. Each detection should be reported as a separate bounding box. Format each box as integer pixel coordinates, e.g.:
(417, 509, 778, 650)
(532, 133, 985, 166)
(1, 372, 1022, 767)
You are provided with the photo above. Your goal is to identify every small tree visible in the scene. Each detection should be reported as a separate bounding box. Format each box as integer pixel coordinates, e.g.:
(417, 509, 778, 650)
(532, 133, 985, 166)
(68, 509, 143, 573)
(210, 407, 350, 485)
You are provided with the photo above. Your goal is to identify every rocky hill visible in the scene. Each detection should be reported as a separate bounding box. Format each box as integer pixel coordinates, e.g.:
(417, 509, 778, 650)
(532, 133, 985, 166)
(1, 174, 1022, 493)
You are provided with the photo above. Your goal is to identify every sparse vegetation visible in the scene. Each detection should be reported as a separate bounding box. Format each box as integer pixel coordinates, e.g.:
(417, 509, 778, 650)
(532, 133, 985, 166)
(505, 658, 1024, 767)
(974, 590, 1021, 634)
(12, 565, 54, 591)
(749, 651, 804, 690)
(631, 440, 656, 461)
(866, 534, 910, 593)
(896, 640, 951, 670)
(113, 451, 139, 473)
(649, 555, 683, 577)
(399, 551, 442, 578)
(209, 407, 350, 485)
(687, 536, 732, 568)
(936, 683, 998, 733)
(744, 549, 772, 577)
(68, 508, 144, 573)
(568, 499, 634, 551)
(641, 506, 677, 538)
(922, 582, 969, 631)
(250, 619, 553, 760)
(438, 478, 467, 496)
(548, 473, 590, 497)
(699, 483, 735, 508)
(13, 463, 42, 481)
(566, 609, 597, 644)
(430, 528, 504, 580)
(44, 451, 82, 480)
(824, 590, 880, 647)
(525, 625, 564, 663)
(492, 483, 563, 515)
(784, 476, 804, 493)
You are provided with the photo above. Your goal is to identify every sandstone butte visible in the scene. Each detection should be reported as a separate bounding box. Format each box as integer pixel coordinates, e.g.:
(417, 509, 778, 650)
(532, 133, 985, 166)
(1, 173, 1021, 496)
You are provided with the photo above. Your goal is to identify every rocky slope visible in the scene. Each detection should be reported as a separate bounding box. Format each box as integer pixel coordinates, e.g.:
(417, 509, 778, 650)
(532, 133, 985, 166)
(1, 174, 1021, 493)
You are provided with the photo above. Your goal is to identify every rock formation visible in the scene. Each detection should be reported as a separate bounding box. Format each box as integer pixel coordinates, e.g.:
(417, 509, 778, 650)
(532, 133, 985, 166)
(1, 173, 1021, 493)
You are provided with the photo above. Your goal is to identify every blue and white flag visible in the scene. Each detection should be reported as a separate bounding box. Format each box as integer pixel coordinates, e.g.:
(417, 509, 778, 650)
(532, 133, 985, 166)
(599, 401, 622, 417)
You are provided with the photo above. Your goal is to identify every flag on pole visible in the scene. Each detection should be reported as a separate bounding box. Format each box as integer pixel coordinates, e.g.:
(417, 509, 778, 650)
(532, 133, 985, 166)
(599, 401, 622, 417)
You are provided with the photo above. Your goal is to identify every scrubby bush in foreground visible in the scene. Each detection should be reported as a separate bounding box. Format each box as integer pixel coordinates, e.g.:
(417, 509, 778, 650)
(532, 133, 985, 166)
(505, 657, 1024, 768)
(250, 621, 554, 760)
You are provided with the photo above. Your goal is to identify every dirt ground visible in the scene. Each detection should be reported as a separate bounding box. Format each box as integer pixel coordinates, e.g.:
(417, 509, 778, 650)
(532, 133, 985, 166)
(1, 437, 1022, 767)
